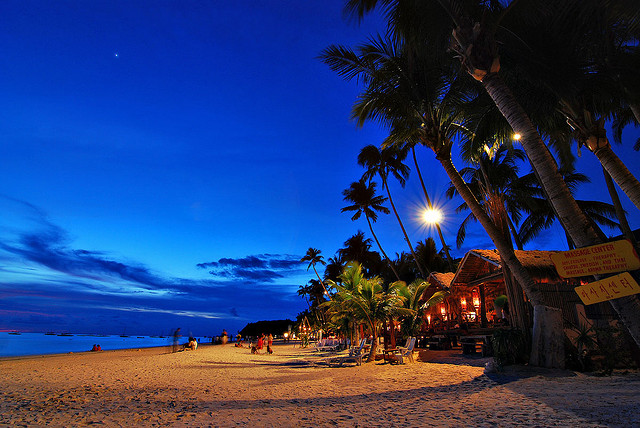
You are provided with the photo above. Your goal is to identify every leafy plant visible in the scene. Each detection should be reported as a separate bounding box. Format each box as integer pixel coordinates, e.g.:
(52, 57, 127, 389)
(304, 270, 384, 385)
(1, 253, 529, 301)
(491, 328, 527, 369)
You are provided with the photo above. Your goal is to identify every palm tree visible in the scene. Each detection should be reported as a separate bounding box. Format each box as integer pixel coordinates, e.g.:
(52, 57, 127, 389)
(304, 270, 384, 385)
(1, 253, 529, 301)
(326, 262, 411, 362)
(338, 231, 383, 276)
(321, 33, 546, 305)
(396, 279, 430, 339)
(358, 144, 428, 278)
(324, 253, 346, 284)
(408, 143, 456, 269)
(446, 146, 618, 250)
(341, 0, 640, 357)
(301, 248, 331, 300)
(321, 29, 563, 358)
(342, 179, 401, 280)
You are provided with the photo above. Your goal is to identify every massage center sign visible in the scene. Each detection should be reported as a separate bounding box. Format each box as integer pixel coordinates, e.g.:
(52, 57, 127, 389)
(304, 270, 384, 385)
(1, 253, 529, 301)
(550, 239, 640, 305)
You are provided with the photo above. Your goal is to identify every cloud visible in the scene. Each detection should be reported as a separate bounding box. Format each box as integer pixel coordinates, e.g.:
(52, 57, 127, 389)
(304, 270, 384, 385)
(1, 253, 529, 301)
(0, 195, 308, 335)
(197, 254, 304, 283)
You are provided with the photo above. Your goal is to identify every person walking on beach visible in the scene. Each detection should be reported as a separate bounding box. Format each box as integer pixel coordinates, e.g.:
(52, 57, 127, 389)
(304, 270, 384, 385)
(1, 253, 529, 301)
(267, 333, 274, 354)
(172, 328, 181, 353)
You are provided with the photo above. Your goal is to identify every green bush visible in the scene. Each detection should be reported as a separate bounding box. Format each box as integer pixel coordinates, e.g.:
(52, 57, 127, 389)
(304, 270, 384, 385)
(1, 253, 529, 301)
(491, 328, 527, 368)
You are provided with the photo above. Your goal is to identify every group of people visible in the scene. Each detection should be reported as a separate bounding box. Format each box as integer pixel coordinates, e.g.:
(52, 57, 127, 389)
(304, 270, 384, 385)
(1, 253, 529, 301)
(172, 328, 198, 352)
(90, 344, 102, 352)
(250, 333, 273, 354)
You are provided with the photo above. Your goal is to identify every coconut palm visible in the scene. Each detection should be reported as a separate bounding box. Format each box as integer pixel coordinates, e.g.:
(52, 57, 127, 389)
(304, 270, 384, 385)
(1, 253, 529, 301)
(338, 231, 384, 277)
(321, 29, 569, 358)
(301, 248, 331, 300)
(342, 179, 401, 280)
(321, 33, 546, 306)
(326, 262, 411, 362)
(446, 146, 618, 250)
(358, 144, 428, 278)
(396, 279, 430, 338)
(340, 0, 640, 355)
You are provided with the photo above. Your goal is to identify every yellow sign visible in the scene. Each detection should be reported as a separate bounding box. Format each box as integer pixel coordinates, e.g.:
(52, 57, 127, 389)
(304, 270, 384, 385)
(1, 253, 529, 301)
(550, 239, 640, 278)
(575, 272, 640, 305)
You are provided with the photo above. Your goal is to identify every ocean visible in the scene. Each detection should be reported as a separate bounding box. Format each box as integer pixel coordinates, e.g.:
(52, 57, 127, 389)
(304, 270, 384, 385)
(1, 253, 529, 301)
(0, 332, 207, 358)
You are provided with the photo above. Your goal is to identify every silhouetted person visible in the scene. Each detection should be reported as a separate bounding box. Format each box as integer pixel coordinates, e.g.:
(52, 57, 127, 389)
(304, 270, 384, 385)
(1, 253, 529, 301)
(172, 328, 181, 353)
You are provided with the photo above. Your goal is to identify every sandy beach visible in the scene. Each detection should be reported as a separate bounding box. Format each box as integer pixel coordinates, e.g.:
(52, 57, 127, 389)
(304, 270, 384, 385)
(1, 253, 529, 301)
(1, 342, 639, 427)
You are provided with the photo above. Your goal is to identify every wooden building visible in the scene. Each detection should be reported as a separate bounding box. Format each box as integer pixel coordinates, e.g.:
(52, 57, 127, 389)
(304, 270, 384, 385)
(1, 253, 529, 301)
(429, 249, 616, 333)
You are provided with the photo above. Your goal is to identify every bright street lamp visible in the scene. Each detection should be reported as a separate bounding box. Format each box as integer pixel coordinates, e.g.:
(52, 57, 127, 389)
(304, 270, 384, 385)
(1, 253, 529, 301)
(422, 208, 443, 225)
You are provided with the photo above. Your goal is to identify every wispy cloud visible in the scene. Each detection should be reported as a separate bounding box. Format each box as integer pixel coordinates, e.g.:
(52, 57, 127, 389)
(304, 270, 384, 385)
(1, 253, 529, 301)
(0, 196, 307, 334)
(197, 254, 304, 282)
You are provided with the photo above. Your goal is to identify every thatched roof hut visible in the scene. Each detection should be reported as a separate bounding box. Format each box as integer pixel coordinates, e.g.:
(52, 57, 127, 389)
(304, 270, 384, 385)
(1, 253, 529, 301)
(447, 249, 614, 329)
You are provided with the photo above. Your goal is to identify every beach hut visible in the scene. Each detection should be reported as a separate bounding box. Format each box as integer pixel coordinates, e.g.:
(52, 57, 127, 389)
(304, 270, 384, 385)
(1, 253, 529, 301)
(447, 249, 616, 333)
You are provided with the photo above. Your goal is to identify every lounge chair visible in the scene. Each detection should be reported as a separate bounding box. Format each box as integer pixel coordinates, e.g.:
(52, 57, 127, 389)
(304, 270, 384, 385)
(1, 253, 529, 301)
(315, 338, 342, 352)
(392, 336, 416, 364)
(330, 338, 367, 366)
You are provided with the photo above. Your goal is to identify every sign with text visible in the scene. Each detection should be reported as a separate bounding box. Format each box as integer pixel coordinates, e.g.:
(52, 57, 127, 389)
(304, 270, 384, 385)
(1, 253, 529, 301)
(550, 239, 640, 278)
(575, 272, 640, 305)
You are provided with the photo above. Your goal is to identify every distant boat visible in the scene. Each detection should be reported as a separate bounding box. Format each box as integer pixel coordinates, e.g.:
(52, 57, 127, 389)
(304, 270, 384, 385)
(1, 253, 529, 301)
(8, 332, 21, 335)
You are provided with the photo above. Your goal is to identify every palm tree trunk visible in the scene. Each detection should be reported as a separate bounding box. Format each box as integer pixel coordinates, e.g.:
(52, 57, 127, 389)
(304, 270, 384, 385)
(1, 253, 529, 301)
(506, 214, 524, 250)
(365, 214, 401, 281)
(602, 166, 638, 248)
(412, 147, 455, 270)
(436, 152, 569, 365)
(482, 73, 601, 249)
(436, 151, 545, 306)
(382, 176, 428, 279)
(592, 144, 640, 211)
(481, 72, 640, 348)
(630, 104, 640, 124)
(312, 266, 331, 301)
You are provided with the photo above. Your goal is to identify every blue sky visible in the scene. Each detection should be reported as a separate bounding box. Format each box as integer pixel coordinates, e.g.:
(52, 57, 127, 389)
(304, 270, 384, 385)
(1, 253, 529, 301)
(1, 1, 639, 336)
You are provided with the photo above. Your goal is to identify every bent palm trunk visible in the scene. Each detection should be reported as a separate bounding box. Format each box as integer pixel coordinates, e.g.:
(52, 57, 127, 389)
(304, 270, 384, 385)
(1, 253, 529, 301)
(591, 144, 640, 211)
(437, 152, 568, 366)
(365, 214, 401, 281)
(481, 72, 640, 347)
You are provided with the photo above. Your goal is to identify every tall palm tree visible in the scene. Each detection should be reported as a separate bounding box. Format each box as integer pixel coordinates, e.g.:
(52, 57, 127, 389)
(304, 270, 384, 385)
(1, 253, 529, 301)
(321, 29, 561, 358)
(321, 34, 546, 304)
(446, 146, 618, 250)
(338, 231, 383, 276)
(342, 179, 401, 280)
(341, 0, 640, 356)
(358, 144, 428, 278)
(301, 248, 331, 300)
(408, 143, 456, 269)
(324, 253, 346, 284)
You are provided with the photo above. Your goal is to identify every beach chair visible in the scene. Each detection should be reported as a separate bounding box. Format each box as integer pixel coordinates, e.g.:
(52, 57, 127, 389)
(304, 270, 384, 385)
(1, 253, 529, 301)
(315, 338, 341, 352)
(392, 337, 416, 364)
(331, 338, 367, 366)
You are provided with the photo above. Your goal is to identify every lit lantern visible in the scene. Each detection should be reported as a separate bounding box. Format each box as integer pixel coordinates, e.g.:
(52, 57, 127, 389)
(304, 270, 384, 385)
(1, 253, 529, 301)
(440, 306, 446, 316)
(460, 297, 467, 311)
(427, 314, 431, 325)
(472, 289, 480, 309)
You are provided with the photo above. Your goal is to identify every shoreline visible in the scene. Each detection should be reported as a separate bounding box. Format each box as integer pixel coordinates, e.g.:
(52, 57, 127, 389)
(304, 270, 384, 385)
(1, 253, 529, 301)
(2, 343, 639, 426)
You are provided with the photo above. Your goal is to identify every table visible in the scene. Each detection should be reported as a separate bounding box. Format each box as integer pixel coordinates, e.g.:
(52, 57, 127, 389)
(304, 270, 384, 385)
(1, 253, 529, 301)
(459, 335, 490, 355)
(382, 348, 399, 364)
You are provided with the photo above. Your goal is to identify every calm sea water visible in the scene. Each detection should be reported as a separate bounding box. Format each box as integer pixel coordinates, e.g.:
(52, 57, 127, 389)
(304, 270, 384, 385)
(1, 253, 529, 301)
(0, 332, 207, 358)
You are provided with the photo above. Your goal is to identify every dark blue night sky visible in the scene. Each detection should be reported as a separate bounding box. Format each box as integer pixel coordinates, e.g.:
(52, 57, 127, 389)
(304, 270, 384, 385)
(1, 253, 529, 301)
(1, 1, 638, 336)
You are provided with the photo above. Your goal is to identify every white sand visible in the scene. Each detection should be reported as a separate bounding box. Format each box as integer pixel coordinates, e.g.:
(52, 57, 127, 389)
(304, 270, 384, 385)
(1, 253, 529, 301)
(1, 342, 638, 427)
